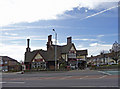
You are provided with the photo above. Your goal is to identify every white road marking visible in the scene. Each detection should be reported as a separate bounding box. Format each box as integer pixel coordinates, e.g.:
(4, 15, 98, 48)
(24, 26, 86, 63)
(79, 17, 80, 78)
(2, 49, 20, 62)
(43, 77, 56, 79)
(86, 75, 108, 79)
(99, 75, 107, 79)
(79, 76, 88, 79)
(60, 76, 72, 80)
(0, 82, 25, 84)
(98, 71, 112, 75)
(0, 82, 6, 83)
(71, 86, 118, 87)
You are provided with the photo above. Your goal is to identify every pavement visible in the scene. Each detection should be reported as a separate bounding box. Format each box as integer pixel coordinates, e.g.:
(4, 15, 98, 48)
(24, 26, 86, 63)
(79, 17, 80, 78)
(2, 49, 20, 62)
(1, 69, 119, 87)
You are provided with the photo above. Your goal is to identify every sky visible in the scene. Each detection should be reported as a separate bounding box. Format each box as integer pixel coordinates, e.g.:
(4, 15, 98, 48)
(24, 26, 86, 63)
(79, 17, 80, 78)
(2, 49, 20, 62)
(0, 0, 119, 62)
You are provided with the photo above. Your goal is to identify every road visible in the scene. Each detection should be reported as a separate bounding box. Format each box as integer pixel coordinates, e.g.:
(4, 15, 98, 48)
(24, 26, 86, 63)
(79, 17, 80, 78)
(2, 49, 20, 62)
(1, 69, 119, 87)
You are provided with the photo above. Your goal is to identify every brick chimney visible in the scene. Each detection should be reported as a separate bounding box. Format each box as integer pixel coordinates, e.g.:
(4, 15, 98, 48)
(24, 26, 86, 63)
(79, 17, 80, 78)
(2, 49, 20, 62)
(67, 37, 72, 44)
(47, 35, 53, 50)
(26, 39, 31, 52)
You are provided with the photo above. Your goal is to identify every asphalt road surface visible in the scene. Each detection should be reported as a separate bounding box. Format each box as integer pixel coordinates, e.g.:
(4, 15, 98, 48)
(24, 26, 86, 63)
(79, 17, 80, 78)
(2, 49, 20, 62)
(1, 69, 119, 87)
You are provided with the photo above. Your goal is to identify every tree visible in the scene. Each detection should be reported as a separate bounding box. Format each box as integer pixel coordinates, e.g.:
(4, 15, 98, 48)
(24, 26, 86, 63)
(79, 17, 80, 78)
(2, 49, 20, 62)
(111, 51, 119, 64)
(19, 60, 24, 64)
(110, 41, 120, 63)
(100, 50, 106, 64)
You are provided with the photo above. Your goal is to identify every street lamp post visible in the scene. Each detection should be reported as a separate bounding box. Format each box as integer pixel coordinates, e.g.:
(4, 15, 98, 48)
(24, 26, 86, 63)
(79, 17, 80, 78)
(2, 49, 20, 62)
(77, 59, 78, 70)
(53, 29, 57, 71)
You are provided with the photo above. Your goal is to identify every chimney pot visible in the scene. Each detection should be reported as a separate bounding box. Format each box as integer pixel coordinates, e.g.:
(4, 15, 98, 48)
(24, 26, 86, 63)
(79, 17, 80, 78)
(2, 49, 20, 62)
(26, 39, 30, 52)
(47, 35, 52, 50)
(67, 37, 72, 44)
(27, 39, 30, 48)
(48, 35, 52, 42)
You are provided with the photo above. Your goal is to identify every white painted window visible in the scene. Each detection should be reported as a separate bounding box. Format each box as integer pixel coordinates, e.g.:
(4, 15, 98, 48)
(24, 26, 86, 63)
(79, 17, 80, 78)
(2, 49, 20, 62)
(5, 61, 7, 64)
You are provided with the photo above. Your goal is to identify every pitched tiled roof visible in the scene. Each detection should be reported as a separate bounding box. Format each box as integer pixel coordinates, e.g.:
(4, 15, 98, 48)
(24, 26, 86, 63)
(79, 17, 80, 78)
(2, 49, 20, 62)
(61, 43, 75, 53)
(25, 49, 48, 62)
(25, 43, 88, 63)
(25, 43, 74, 62)
(0, 56, 20, 63)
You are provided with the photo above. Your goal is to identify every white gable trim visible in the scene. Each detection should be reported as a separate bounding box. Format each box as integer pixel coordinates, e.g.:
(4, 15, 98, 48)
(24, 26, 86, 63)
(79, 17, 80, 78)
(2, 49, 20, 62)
(32, 53, 45, 62)
(34, 53, 43, 59)
(71, 46, 75, 51)
(70, 45, 76, 53)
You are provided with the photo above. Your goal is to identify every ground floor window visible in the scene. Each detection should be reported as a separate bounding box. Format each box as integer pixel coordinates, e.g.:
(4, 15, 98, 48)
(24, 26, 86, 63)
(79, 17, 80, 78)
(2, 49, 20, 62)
(2, 66, 8, 72)
(31, 62, 46, 70)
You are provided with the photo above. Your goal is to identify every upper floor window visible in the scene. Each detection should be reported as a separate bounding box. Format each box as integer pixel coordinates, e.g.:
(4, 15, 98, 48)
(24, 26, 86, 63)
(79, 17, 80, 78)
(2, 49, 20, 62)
(5, 61, 7, 64)
(0, 60, 3, 64)
(69, 50, 75, 53)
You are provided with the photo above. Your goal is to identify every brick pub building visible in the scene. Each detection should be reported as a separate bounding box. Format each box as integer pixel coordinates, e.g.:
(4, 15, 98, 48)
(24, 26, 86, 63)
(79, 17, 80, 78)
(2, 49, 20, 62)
(24, 35, 88, 70)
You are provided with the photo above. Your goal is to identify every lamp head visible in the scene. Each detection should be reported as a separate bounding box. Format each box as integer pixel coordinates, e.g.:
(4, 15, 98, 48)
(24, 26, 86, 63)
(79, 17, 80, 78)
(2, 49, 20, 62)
(53, 29, 55, 31)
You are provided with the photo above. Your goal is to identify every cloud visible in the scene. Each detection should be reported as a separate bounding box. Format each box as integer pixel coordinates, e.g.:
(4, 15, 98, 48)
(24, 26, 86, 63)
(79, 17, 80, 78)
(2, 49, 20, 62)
(57, 42, 66, 45)
(0, 29, 16, 31)
(0, 0, 119, 26)
(0, 35, 47, 41)
(73, 38, 98, 41)
(77, 43, 112, 56)
(89, 43, 112, 47)
(32, 38, 47, 41)
(11, 41, 22, 44)
(97, 35, 105, 38)
(0, 43, 46, 62)
(87, 43, 112, 56)
(4, 32, 18, 36)
(0, 43, 26, 62)
(1, 25, 71, 31)
(1, 36, 26, 40)
(89, 43, 99, 46)
(82, 4, 120, 19)
(77, 45, 87, 50)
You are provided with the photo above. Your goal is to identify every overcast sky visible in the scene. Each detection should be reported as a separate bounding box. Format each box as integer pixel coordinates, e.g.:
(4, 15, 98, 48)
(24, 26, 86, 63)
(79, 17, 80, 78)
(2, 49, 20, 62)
(0, 0, 119, 62)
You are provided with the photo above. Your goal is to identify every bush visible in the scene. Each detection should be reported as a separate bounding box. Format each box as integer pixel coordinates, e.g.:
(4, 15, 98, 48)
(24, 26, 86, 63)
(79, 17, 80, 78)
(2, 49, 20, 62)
(60, 63, 67, 69)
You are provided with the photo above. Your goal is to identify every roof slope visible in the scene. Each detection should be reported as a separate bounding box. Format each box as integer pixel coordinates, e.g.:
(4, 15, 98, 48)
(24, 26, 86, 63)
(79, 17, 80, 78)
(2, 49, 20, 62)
(25, 49, 47, 62)
(25, 42, 88, 63)
(25, 43, 75, 62)
(0, 56, 20, 63)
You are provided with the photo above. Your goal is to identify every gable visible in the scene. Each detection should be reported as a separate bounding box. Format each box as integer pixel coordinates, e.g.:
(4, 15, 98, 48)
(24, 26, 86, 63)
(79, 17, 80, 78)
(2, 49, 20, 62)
(34, 53, 43, 59)
(69, 45, 76, 53)
(70, 46, 75, 51)
(32, 53, 45, 62)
